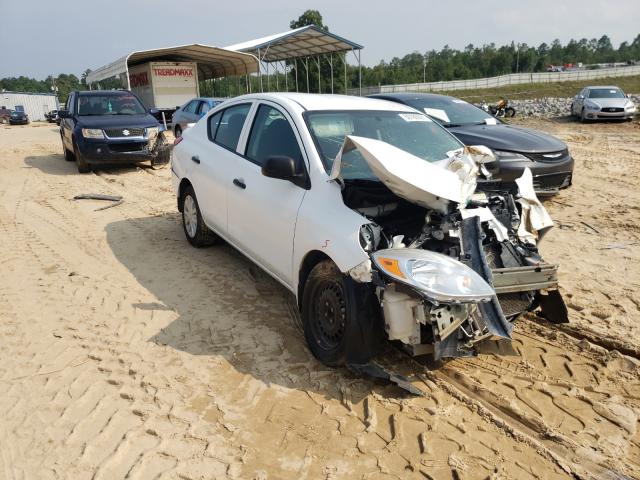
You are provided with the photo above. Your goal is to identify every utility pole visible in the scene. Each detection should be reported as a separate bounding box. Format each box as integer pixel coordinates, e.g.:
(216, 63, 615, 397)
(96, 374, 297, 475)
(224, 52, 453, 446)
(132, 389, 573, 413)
(516, 44, 520, 73)
(423, 59, 427, 83)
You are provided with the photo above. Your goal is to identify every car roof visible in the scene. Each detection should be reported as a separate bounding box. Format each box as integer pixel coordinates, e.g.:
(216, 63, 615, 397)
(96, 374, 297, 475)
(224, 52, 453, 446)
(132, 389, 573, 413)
(76, 90, 134, 96)
(369, 92, 457, 102)
(228, 93, 417, 112)
(585, 85, 622, 90)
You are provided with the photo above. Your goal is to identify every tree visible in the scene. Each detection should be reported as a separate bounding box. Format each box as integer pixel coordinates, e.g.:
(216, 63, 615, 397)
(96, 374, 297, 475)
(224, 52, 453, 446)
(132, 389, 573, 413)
(290, 10, 328, 31)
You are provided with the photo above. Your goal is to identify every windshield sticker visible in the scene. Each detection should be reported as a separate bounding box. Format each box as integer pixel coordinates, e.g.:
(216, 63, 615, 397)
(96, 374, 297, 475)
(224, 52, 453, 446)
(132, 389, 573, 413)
(451, 99, 467, 104)
(610, 90, 618, 93)
(423, 108, 450, 123)
(484, 118, 498, 125)
(399, 113, 431, 122)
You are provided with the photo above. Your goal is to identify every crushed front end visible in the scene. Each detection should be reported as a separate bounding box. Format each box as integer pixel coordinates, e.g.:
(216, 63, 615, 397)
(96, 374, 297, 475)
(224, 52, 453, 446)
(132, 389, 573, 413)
(339, 136, 568, 359)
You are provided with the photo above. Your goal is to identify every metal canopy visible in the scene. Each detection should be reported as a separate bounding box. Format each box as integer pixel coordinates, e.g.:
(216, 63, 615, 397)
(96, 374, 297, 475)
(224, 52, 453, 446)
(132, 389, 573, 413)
(225, 25, 362, 62)
(86, 44, 259, 85)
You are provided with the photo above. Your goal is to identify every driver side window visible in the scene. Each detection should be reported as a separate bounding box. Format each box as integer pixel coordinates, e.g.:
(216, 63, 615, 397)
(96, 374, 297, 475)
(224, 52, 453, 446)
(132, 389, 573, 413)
(245, 105, 303, 167)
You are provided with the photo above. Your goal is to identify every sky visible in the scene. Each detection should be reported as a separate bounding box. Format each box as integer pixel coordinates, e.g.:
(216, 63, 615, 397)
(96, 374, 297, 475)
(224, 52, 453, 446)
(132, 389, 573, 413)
(1, 0, 639, 79)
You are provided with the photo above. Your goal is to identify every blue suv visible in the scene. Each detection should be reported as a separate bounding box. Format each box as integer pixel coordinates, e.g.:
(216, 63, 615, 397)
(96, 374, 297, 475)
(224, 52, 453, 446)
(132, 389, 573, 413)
(59, 90, 167, 173)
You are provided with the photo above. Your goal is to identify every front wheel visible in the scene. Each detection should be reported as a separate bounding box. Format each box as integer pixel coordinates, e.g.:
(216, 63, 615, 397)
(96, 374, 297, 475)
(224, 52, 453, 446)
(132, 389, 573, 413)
(580, 108, 589, 123)
(174, 125, 182, 138)
(73, 141, 90, 173)
(505, 107, 516, 118)
(181, 186, 218, 247)
(301, 260, 384, 366)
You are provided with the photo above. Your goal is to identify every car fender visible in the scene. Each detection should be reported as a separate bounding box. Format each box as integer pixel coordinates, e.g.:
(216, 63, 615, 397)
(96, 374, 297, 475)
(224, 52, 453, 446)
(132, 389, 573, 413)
(292, 178, 370, 300)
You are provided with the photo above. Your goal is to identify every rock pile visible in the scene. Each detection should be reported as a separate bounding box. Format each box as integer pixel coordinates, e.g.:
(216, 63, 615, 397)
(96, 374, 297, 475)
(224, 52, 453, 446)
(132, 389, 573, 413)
(503, 94, 640, 118)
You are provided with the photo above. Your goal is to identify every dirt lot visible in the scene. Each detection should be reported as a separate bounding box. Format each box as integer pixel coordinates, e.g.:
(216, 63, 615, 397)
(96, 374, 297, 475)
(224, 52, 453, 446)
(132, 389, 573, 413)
(1, 119, 639, 480)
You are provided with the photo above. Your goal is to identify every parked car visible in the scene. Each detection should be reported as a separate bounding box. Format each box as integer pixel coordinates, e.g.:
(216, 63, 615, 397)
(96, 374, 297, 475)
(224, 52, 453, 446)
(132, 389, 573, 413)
(172, 97, 225, 138)
(45, 110, 60, 124)
(171, 93, 566, 366)
(58, 90, 167, 173)
(0, 107, 12, 124)
(570, 85, 636, 122)
(369, 93, 574, 195)
(9, 111, 29, 125)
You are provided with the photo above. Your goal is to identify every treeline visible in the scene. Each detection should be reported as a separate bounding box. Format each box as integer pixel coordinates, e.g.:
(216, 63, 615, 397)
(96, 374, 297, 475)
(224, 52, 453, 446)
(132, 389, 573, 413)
(0, 72, 90, 103)
(360, 34, 640, 87)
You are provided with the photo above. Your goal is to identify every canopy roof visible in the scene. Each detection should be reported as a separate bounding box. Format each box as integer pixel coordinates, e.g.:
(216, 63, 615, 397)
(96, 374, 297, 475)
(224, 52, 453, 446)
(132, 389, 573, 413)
(86, 44, 259, 85)
(225, 25, 363, 62)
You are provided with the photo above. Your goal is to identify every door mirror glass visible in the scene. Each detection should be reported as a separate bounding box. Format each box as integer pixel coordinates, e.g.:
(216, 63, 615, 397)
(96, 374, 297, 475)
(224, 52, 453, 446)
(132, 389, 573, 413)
(149, 108, 159, 115)
(58, 110, 70, 118)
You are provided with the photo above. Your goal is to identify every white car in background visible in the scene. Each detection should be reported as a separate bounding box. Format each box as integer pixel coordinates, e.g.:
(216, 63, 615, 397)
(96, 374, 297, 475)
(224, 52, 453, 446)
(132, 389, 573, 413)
(171, 93, 566, 367)
(571, 85, 636, 122)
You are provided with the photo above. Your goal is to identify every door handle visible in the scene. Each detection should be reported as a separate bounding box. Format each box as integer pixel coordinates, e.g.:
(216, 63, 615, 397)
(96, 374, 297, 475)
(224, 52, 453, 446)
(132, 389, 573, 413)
(233, 178, 246, 189)
(191, 155, 200, 164)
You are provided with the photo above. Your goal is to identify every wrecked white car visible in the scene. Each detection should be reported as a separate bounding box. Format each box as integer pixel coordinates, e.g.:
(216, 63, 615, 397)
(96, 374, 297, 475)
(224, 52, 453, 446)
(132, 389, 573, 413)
(171, 93, 567, 367)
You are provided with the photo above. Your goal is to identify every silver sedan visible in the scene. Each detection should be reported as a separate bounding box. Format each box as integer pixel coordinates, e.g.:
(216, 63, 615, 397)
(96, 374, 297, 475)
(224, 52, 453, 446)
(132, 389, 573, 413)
(571, 85, 636, 122)
(172, 97, 225, 137)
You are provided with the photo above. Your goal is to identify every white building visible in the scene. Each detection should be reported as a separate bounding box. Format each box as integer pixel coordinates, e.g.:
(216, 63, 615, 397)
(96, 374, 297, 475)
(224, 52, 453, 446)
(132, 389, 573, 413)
(0, 91, 59, 121)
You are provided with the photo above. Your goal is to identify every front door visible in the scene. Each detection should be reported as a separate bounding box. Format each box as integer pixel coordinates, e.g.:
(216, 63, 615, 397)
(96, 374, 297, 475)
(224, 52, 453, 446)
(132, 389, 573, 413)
(227, 102, 308, 288)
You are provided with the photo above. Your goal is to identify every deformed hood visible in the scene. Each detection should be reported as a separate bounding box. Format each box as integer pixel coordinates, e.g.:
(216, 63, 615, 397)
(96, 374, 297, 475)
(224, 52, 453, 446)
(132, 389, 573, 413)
(330, 136, 484, 212)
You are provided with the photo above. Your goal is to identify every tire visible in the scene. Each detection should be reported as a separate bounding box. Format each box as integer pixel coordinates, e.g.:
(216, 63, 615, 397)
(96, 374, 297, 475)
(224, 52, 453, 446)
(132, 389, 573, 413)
(580, 108, 588, 123)
(505, 107, 516, 118)
(181, 185, 218, 247)
(63, 142, 75, 162)
(174, 125, 182, 138)
(301, 260, 384, 367)
(73, 140, 90, 173)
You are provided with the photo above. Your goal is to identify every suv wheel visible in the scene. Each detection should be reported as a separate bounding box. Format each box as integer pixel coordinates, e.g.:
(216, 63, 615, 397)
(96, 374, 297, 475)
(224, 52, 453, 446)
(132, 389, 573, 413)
(181, 186, 218, 247)
(301, 260, 384, 366)
(73, 140, 91, 173)
(63, 142, 75, 162)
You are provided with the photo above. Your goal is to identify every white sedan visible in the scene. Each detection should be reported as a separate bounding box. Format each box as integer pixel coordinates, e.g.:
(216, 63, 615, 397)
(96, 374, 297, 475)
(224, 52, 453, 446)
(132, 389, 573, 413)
(171, 93, 566, 366)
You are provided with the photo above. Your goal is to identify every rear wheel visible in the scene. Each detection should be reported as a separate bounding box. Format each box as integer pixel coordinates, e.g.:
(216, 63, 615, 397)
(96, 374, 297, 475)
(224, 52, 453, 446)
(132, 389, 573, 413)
(302, 260, 383, 366)
(181, 186, 218, 247)
(505, 107, 516, 118)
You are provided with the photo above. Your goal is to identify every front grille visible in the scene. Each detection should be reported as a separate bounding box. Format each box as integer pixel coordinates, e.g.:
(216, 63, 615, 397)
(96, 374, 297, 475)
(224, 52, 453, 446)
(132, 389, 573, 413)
(600, 107, 624, 113)
(104, 127, 145, 138)
(525, 149, 569, 163)
(109, 143, 146, 153)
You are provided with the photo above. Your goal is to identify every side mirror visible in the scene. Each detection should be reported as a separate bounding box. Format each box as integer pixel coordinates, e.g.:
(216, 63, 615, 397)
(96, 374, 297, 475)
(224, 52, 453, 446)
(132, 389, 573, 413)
(149, 108, 159, 115)
(577, 95, 584, 100)
(58, 110, 70, 118)
(261, 156, 308, 189)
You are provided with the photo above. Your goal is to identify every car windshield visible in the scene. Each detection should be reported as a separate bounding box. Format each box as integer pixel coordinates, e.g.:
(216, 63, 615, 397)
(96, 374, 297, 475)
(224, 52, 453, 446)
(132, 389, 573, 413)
(306, 110, 463, 180)
(402, 97, 495, 126)
(588, 88, 625, 99)
(77, 94, 146, 116)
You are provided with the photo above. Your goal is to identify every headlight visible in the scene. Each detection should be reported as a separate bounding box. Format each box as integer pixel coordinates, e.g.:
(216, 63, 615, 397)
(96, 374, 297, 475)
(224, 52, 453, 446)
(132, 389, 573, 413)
(625, 103, 636, 111)
(372, 249, 495, 303)
(81, 128, 104, 139)
(585, 102, 599, 110)
(146, 126, 159, 137)
(493, 150, 528, 162)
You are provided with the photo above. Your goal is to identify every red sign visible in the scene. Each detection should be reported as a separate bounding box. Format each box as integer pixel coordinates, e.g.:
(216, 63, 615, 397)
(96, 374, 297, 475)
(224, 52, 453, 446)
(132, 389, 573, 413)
(130, 71, 149, 87)
(152, 68, 194, 77)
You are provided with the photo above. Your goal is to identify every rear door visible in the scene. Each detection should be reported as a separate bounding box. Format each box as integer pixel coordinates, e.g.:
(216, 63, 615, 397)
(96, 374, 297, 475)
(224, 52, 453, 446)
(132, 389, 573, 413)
(189, 102, 252, 235)
(61, 93, 76, 150)
(226, 101, 308, 287)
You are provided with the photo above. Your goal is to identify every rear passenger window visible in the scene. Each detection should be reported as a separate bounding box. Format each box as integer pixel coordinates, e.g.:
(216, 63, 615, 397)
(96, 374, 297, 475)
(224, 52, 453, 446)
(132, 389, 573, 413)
(214, 104, 251, 151)
(198, 102, 211, 115)
(246, 105, 302, 166)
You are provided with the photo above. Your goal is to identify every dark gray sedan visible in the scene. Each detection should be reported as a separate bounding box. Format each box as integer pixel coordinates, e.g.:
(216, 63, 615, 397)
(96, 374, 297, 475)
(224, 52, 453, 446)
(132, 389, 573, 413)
(369, 92, 574, 195)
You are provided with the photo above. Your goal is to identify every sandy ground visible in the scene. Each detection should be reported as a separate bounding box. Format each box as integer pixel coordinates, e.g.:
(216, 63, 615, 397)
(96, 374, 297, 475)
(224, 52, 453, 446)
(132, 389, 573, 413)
(0, 119, 639, 480)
